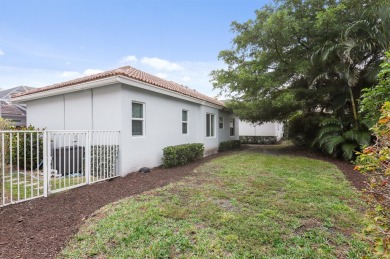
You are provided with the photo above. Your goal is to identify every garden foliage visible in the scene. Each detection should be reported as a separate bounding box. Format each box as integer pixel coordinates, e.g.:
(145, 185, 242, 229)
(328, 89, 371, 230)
(6, 125, 44, 170)
(162, 143, 204, 168)
(355, 102, 390, 256)
(239, 136, 277, 145)
(91, 145, 119, 177)
(218, 140, 241, 152)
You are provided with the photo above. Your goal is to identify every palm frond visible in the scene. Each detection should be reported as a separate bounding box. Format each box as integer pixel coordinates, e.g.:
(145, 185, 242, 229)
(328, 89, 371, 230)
(341, 143, 358, 160)
(343, 130, 372, 146)
(323, 135, 345, 154)
(319, 117, 341, 127)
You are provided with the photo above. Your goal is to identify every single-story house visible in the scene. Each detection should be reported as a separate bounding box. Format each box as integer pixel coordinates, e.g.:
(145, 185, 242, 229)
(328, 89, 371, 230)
(0, 86, 34, 127)
(239, 120, 284, 142)
(11, 66, 239, 175)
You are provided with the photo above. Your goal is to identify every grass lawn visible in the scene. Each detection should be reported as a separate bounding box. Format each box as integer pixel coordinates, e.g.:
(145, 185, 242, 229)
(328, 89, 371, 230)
(60, 150, 370, 258)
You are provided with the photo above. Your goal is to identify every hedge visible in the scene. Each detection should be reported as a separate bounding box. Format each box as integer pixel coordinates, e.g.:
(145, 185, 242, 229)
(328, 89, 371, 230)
(218, 140, 241, 152)
(162, 143, 204, 168)
(239, 136, 277, 144)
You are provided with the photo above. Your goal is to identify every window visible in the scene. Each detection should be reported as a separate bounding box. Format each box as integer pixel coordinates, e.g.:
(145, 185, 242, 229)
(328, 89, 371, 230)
(132, 102, 144, 136)
(230, 118, 235, 136)
(206, 113, 215, 137)
(182, 110, 188, 134)
(219, 116, 224, 129)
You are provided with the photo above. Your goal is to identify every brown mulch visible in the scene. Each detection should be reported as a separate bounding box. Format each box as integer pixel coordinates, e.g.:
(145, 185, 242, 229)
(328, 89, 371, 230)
(0, 145, 367, 258)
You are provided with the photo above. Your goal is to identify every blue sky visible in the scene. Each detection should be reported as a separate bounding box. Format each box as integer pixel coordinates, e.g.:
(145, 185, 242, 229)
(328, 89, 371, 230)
(0, 0, 270, 96)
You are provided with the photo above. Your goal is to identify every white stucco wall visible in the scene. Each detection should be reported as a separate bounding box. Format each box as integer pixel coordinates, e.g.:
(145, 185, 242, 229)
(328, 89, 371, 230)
(239, 120, 284, 140)
(24, 82, 238, 175)
(120, 85, 203, 173)
(25, 84, 122, 130)
(26, 95, 65, 129)
(218, 111, 239, 144)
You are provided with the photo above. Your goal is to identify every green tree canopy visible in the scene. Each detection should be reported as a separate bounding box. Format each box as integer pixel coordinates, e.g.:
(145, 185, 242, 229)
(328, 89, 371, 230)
(211, 0, 389, 125)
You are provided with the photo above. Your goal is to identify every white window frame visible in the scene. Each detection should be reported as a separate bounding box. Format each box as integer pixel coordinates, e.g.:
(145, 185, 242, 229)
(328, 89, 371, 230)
(132, 101, 145, 137)
(230, 118, 235, 137)
(206, 113, 215, 138)
(182, 109, 188, 135)
(219, 116, 224, 129)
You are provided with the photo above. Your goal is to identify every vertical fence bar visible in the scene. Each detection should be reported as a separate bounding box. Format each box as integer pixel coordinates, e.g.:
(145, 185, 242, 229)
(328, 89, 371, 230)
(24, 133, 27, 200)
(16, 133, 20, 201)
(10, 132, 13, 203)
(37, 132, 40, 197)
(2, 133, 5, 205)
(85, 131, 91, 184)
(43, 131, 48, 197)
(47, 132, 51, 194)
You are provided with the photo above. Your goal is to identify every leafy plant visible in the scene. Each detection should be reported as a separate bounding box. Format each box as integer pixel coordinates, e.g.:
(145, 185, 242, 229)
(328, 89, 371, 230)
(288, 112, 326, 147)
(355, 102, 390, 256)
(239, 136, 277, 144)
(0, 117, 12, 130)
(90, 145, 119, 178)
(162, 143, 204, 168)
(218, 140, 241, 152)
(312, 117, 371, 160)
(360, 52, 390, 127)
(7, 125, 44, 170)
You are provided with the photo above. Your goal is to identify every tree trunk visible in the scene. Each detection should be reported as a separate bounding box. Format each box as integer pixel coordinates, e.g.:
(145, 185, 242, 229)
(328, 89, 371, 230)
(349, 86, 359, 128)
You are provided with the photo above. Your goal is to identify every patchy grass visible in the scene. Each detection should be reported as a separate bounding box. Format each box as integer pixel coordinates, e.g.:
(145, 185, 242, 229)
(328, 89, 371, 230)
(60, 150, 370, 258)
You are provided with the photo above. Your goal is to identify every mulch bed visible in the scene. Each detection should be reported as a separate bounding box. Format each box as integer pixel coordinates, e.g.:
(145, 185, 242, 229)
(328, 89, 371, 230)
(0, 145, 367, 258)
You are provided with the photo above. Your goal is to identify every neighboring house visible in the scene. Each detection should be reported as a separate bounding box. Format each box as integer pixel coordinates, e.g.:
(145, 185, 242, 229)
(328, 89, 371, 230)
(0, 86, 34, 127)
(239, 120, 284, 141)
(11, 66, 239, 175)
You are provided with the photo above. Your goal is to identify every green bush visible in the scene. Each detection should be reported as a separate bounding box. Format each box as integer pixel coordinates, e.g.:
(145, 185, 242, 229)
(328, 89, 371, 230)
(90, 145, 119, 178)
(218, 140, 241, 152)
(239, 136, 277, 144)
(355, 102, 390, 256)
(287, 112, 326, 146)
(162, 143, 204, 168)
(7, 126, 44, 170)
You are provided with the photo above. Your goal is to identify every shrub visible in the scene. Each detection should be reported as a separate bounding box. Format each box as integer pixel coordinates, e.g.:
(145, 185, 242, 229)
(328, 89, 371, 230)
(162, 143, 204, 168)
(240, 136, 277, 144)
(7, 125, 44, 170)
(0, 117, 12, 130)
(218, 140, 241, 152)
(355, 102, 390, 256)
(287, 112, 326, 146)
(90, 145, 119, 178)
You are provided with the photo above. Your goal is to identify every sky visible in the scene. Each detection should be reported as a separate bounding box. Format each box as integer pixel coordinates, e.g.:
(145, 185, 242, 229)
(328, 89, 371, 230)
(0, 0, 271, 97)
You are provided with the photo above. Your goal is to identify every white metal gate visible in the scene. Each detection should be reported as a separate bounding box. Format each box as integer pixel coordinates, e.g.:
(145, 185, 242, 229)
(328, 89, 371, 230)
(0, 130, 120, 207)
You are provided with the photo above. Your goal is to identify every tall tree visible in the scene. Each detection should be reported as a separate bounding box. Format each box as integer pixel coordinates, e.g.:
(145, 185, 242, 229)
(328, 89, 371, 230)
(211, 0, 386, 125)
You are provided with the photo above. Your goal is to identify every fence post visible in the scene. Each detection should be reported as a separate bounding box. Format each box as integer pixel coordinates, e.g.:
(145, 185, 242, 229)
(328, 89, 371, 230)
(85, 131, 91, 184)
(43, 131, 48, 197)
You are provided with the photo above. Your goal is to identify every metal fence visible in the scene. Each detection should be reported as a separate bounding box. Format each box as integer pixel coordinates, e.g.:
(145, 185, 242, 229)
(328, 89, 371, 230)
(0, 130, 120, 207)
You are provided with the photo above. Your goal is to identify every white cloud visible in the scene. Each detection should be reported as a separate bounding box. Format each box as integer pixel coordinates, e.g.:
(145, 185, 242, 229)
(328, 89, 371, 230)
(181, 76, 191, 82)
(0, 49, 4, 56)
(155, 73, 168, 79)
(141, 57, 183, 71)
(83, 69, 104, 76)
(60, 71, 81, 77)
(119, 55, 138, 64)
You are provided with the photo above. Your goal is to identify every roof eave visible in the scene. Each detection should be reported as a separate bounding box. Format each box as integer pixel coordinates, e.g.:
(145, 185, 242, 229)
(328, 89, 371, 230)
(11, 77, 120, 103)
(11, 75, 225, 109)
(116, 76, 224, 109)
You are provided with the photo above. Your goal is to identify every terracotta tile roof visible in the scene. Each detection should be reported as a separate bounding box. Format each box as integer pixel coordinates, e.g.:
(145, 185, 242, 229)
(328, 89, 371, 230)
(1, 104, 24, 116)
(13, 66, 224, 106)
